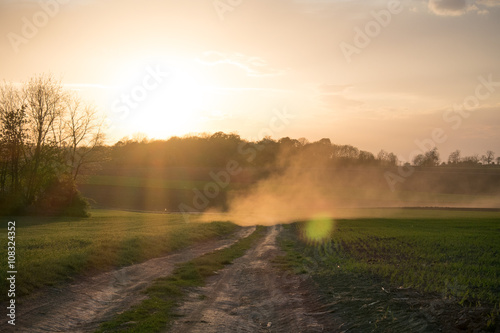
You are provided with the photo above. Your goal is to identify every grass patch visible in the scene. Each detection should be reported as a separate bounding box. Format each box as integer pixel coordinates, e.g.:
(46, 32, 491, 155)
(276, 214, 500, 331)
(278, 214, 500, 303)
(96, 225, 267, 333)
(0, 210, 238, 300)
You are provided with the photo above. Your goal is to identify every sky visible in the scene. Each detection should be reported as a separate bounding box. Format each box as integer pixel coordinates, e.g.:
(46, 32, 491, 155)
(1, 0, 500, 161)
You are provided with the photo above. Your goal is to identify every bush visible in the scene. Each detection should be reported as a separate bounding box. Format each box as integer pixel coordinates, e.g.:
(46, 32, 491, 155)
(30, 177, 91, 217)
(0, 192, 25, 215)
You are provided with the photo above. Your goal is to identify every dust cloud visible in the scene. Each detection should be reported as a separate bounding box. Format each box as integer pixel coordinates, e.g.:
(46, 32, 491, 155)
(223, 158, 395, 226)
(201, 145, 500, 226)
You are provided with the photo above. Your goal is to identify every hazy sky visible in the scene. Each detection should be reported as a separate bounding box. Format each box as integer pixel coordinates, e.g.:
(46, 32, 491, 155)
(1, 0, 499, 160)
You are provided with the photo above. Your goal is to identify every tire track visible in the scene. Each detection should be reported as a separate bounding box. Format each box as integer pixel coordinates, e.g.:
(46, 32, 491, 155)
(2, 227, 255, 333)
(169, 225, 337, 333)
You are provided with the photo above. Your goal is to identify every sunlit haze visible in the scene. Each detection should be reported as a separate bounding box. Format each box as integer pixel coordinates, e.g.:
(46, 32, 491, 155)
(1, 0, 499, 158)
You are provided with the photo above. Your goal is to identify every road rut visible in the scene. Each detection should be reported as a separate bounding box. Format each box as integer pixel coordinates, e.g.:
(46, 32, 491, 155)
(2, 227, 255, 333)
(168, 225, 337, 332)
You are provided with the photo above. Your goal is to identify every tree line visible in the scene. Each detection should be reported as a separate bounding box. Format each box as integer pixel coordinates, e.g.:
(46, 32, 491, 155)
(408, 147, 498, 167)
(107, 134, 399, 172)
(2, 75, 498, 215)
(0, 75, 104, 216)
(107, 134, 497, 172)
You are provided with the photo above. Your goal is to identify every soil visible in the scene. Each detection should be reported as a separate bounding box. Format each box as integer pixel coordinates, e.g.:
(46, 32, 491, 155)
(0, 227, 255, 333)
(168, 225, 339, 332)
(304, 271, 500, 333)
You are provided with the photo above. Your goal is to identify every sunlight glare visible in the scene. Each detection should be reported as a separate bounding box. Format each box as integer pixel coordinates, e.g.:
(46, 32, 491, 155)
(304, 215, 335, 244)
(109, 59, 214, 139)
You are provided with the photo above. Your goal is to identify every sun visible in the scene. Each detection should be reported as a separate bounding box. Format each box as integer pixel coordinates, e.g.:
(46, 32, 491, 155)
(128, 68, 210, 138)
(109, 59, 213, 140)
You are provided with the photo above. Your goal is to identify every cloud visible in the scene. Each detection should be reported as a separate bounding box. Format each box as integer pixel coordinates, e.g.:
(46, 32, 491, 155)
(198, 51, 286, 77)
(428, 0, 471, 16)
(428, 0, 500, 16)
(476, 0, 500, 7)
(313, 83, 364, 110)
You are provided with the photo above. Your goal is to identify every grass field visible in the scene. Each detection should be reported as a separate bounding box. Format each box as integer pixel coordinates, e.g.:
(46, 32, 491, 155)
(85, 175, 239, 190)
(80, 173, 500, 213)
(0, 210, 238, 301)
(279, 211, 500, 303)
(275, 209, 500, 331)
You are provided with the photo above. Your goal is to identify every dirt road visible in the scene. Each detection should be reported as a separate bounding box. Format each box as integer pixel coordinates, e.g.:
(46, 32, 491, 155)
(5, 226, 338, 332)
(3, 227, 255, 333)
(168, 225, 337, 333)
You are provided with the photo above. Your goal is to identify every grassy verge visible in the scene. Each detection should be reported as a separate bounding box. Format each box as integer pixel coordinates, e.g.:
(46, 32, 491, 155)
(96, 225, 267, 333)
(0, 210, 238, 300)
(275, 213, 500, 331)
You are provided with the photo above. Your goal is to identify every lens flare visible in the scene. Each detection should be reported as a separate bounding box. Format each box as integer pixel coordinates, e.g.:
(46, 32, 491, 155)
(304, 215, 334, 244)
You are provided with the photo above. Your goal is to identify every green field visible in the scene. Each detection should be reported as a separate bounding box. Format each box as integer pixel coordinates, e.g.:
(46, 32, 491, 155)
(276, 211, 500, 330)
(0, 210, 238, 300)
(2, 207, 499, 331)
(80, 173, 500, 213)
(280, 212, 500, 303)
(85, 175, 235, 190)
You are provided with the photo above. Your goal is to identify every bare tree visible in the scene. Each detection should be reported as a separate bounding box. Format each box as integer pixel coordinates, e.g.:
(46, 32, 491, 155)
(448, 150, 461, 164)
(63, 93, 106, 181)
(23, 74, 66, 202)
(0, 74, 105, 214)
(482, 150, 495, 165)
(0, 83, 27, 196)
(378, 149, 398, 166)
